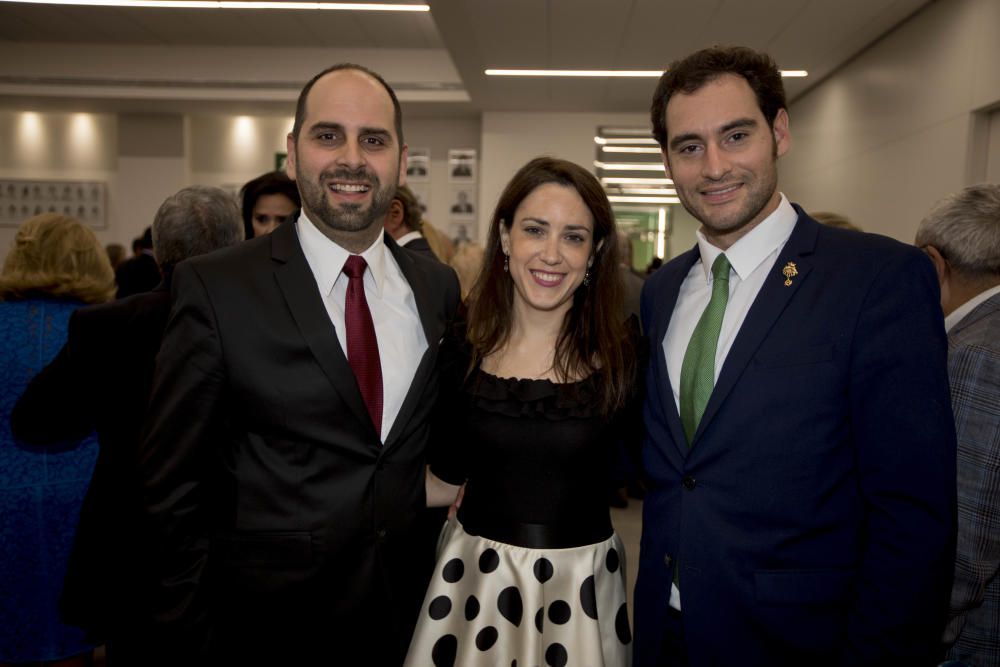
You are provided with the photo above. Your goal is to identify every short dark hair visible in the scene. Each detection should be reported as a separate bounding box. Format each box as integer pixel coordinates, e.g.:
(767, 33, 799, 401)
(152, 186, 244, 273)
(291, 63, 404, 147)
(650, 46, 786, 149)
(393, 185, 423, 233)
(239, 171, 301, 239)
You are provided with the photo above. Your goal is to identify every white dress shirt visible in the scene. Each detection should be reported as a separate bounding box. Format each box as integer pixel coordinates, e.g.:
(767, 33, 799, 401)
(661, 194, 798, 609)
(945, 283, 1000, 333)
(297, 213, 427, 442)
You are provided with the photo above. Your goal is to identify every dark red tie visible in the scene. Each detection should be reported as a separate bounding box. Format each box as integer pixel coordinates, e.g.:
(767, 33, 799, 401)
(343, 255, 383, 431)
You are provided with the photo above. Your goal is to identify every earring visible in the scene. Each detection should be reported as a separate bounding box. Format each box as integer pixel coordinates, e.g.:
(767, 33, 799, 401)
(503, 255, 509, 273)
(583, 269, 591, 287)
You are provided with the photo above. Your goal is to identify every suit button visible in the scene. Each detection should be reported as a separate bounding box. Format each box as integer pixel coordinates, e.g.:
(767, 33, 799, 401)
(682, 475, 696, 490)
(663, 554, 673, 569)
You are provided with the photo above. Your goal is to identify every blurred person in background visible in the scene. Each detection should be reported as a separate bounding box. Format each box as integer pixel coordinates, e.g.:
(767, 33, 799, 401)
(422, 220, 455, 263)
(114, 227, 159, 299)
(12, 187, 245, 665)
(811, 210, 862, 232)
(384, 185, 435, 259)
(917, 184, 1000, 667)
(239, 170, 300, 239)
(448, 240, 484, 302)
(105, 243, 126, 270)
(0, 213, 115, 667)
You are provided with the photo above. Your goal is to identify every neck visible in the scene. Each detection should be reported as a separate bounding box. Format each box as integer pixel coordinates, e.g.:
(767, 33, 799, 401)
(307, 211, 383, 254)
(702, 190, 781, 251)
(944, 276, 1000, 316)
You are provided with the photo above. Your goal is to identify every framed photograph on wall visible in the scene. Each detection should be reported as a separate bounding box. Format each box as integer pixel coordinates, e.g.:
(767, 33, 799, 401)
(406, 148, 430, 182)
(0, 179, 107, 229)
(448, 149, 476, 182)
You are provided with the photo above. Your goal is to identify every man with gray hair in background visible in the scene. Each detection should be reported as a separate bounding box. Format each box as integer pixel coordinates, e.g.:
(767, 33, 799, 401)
(12, 185, 244, 664)
(917, 183, 1000, 667)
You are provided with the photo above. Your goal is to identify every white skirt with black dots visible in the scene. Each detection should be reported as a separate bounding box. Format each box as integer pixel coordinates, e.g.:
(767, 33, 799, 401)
(404, 516, 632, 667)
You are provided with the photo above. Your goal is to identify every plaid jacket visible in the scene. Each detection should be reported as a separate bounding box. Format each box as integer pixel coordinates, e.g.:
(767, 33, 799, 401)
(944, 292, 1000, 667)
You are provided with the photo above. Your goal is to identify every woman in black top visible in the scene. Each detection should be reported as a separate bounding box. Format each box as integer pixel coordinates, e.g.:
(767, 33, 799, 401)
(407, 157, 639, 667)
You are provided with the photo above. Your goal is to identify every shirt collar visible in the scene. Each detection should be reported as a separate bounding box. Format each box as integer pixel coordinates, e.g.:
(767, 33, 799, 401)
(945, 283, 1000, 332)
(694, 193, 797, 283)
(296, 211, 387, 297)
(396, 230, 423, 247)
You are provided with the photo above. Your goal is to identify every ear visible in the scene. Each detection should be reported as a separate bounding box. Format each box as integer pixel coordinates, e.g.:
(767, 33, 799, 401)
(285, 133, 297, 180)
(924, 245, 949, 287)
(589, 238, 605, 268)
(773, 108, 791, 158)
(661, 150, 672, 179)
(384, 199, 404, 235)
(498, 220, 510, 255)
(398, 143, 409, 187)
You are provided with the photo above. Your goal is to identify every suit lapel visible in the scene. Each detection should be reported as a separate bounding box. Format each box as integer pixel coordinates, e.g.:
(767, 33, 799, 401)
(382, 234, 446, 450)
(692, 211, 819, 445)
(650, 246, 700, 460)
(270, 222, 378, 441)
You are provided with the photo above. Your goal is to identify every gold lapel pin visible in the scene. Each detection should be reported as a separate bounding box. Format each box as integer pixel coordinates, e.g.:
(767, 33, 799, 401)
(782, 262, 798, 286)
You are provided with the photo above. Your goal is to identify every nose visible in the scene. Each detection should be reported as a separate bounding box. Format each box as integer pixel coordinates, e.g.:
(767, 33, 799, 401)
(702, 143, 731, 181)
(337, 137, 365, 170)
(539, 234, 561, 265)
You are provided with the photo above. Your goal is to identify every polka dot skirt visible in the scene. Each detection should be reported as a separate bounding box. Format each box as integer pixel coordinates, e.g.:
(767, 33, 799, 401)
(405, 517, 632, 667)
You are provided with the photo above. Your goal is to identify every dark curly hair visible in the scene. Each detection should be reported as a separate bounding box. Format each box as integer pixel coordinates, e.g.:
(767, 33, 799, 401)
(651, 46, 786, 149)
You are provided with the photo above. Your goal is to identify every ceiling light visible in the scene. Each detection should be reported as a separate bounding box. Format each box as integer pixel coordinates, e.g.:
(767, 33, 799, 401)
(486, 69, 663, 78)
(488, 69, 807, 78)
(601, 177, 673, 185)
(595, 161, 666, 171)
(600, 146, 661, 154)
(609, 195, 680, 204)
(0, 0, 429, 9)
(617, 188, 677, 195)
(594, 137, 659, 145)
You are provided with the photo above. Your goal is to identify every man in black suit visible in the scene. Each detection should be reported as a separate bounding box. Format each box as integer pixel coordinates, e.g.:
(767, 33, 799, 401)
(114, 227, 161, 298)
(385, 184, 436, 259)
(11, 186, 244, 663)
(139, 64, 461, 665)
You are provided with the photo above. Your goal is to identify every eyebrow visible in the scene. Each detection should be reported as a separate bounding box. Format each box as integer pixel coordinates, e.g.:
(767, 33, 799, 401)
(520, 217, 591, 232)
(308, 122, 394, 142)
(668, 117, 760, 152)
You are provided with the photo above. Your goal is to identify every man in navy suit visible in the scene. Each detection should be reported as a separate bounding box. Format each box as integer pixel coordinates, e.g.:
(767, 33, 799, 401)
(634, 46, 956, 666)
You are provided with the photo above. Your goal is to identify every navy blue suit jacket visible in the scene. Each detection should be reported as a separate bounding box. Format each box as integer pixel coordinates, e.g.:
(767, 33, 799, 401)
(634, 208, 956, 666)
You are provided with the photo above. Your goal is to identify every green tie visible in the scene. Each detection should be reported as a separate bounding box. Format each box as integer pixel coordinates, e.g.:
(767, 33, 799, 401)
(679, 253, 731, 445)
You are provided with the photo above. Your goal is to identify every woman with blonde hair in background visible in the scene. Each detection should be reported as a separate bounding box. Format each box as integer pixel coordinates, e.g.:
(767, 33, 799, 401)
(0, 214, 115, 666)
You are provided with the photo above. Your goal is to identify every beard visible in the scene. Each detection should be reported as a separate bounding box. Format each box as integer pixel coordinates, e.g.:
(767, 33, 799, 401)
(296, 165, 397, 235)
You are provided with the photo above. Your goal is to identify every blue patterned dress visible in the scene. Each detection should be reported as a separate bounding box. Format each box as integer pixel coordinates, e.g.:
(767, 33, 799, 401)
(0, 298, 99, 662)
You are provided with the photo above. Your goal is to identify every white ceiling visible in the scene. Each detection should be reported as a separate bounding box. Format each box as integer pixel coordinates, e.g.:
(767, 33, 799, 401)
(0, 0, 932, 115)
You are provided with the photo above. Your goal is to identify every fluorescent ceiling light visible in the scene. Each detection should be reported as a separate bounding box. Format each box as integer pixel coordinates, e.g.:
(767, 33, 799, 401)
(0, 0, 429, 9)
(486, 69, 663, 78)
(618, 187, 677, 195)
(488, 69, 806, 78)
(601, 177, 673, 185)
(595, 161, 666, 171)
(609, 195, 680, 204)
(600, 146, 661, 154)
(594, 137, 659, 145)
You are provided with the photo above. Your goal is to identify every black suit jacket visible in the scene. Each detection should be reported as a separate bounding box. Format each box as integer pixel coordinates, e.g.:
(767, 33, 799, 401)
(11, 284, 172, 649)
(139, 222, 461, 665)
(402, 234, 436, 260)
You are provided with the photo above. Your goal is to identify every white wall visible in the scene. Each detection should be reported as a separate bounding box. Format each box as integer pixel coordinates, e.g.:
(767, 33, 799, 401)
(781, 0, 1000, 241)
(479, 111, 648, 238)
